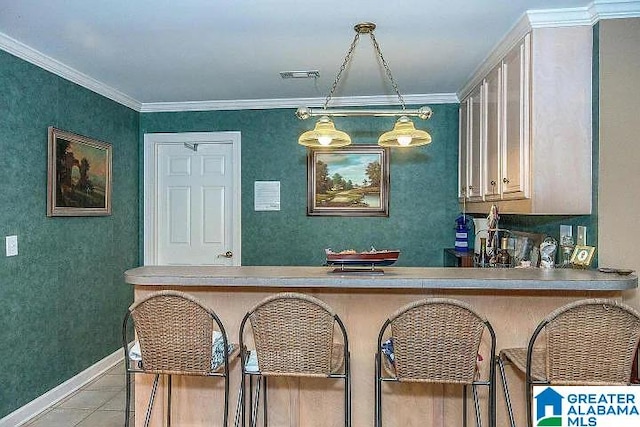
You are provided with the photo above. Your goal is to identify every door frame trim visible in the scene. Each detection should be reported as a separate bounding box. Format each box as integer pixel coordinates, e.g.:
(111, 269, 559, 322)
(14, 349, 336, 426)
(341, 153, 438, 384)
(143, 131, 241, 266)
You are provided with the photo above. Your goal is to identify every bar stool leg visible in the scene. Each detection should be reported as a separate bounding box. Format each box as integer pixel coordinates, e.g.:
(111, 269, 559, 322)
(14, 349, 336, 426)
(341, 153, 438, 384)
(234, 383, 243, 427)
(375, 355, 381, 427)
(124, 369, 132, 427)
(345, 353, 351, 427)
(472, 384, 481, 427)
(224, 367, 230, 427)
(263, 376, 268, 427)
(251, 376, 261, 427)
(497, 358, 516, 427)
(144, 374, 160, 427)
(463, 385, 468, 427)
(167, 374, 172, 427)
(525, 377, 533, 427)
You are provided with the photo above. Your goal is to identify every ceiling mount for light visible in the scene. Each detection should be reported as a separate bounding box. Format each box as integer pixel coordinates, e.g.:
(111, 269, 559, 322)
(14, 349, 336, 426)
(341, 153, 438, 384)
(297, 22, 433, 148)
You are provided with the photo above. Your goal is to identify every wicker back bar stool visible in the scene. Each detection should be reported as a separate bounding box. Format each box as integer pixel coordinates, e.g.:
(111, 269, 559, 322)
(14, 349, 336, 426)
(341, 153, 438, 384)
(375, 298, 496, 427)
(122, 290, 239, 427)
(238, 292, 350, 427)
(498, 298, 640, 427)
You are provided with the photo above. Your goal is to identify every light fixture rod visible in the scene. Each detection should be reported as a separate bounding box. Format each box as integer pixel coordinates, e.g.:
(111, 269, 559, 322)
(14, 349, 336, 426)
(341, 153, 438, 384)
(296, 106, 433, 120)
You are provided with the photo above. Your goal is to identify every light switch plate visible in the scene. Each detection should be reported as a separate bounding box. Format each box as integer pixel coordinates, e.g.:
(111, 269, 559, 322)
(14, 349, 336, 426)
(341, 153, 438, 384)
(6, 235, 18, 257)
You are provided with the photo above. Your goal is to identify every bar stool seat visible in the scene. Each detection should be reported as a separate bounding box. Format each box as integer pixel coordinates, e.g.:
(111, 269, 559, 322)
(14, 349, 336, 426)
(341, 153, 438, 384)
(498, 348, 546, 380)
(238, 292, 350, 427)
(498, 298, 640, 427)
(122, 290, 238, 427)
(375, 298, 496, 427)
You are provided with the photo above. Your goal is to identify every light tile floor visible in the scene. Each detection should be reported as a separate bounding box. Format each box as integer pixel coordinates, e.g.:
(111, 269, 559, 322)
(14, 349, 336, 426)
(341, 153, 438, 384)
(23, 361, 133, 427)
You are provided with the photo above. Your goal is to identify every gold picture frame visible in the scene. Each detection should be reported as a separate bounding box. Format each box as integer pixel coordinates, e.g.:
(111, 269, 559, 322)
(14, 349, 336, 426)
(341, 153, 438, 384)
(47, 127, 112, 216)
(307, 145, 389, 217)
(570, 245, 596, 268)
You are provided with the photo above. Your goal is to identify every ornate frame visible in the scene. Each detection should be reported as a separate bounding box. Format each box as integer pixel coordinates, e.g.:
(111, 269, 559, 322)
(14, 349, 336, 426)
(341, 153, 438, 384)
(47, 127, 112, 216)
(307, 145, 389, 217)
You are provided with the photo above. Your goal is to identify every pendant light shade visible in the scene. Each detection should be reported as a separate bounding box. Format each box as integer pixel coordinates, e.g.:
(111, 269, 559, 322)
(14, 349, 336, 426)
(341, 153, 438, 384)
(298, 116, 351, 148)
(378, 116, 432, 148)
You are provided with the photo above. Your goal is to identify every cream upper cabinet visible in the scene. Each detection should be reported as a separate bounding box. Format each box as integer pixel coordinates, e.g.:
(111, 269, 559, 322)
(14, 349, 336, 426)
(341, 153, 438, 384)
(458, 99, 469, 199)
(501, 35, 530, 200)
(458, 84, 483, 201)
(484, 63, 502, 200)
(482, 34, 530, 201)
(459, 26, 592, 214)
(468, 84, 483, 201)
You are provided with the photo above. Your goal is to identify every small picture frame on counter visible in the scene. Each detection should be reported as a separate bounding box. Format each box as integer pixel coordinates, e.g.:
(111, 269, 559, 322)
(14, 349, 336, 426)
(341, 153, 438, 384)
(570, 245, 596, 268)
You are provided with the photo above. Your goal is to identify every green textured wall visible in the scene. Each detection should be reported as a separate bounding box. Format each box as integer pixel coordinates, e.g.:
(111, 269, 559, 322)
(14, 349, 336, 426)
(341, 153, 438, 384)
(141, 104, 461, 266)
(0, 19, 603, 419)
(0, 50, 139, 418)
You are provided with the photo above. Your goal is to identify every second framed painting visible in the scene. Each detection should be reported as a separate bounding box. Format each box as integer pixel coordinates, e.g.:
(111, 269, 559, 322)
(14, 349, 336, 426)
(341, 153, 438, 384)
(307, 145, 389, 217)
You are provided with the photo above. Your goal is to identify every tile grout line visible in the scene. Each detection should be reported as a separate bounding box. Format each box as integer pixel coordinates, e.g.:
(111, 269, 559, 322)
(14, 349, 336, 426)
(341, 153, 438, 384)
(24, 362, 132, 427)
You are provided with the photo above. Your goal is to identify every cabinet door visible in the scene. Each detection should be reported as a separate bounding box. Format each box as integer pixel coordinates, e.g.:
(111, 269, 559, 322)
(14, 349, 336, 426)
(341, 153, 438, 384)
(484, 64, 501, 200)
(467, 84, 483, 201)
(458, 100, 469, 199)
(502, 34, 530, 199)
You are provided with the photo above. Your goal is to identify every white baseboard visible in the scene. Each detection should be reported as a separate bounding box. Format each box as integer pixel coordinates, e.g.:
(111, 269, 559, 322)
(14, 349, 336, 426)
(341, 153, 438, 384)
(0, 348, 124, 427)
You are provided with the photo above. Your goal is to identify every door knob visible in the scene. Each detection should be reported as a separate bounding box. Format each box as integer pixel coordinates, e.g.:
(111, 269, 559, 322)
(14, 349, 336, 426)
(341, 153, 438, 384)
(218, 251, 233, 258)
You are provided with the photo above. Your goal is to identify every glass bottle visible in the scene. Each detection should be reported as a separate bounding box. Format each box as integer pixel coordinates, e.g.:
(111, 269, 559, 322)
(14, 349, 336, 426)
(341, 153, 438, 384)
(477, 237, 490, 267)
(496, 237, 511, 267)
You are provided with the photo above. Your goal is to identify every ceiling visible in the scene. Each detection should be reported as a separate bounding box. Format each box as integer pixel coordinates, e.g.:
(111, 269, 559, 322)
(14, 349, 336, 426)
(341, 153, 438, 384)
(0, 0, 631, 110)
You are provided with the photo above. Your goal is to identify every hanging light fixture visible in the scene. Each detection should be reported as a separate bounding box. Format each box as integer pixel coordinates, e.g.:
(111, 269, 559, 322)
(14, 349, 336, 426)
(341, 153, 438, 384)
(297, 22, 433, 148)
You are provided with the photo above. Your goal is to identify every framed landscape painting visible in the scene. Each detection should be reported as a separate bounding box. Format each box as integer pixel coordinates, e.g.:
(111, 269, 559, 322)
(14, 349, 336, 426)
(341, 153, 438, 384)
(47, 127, 112, 216)
(307, 145, 389, 217)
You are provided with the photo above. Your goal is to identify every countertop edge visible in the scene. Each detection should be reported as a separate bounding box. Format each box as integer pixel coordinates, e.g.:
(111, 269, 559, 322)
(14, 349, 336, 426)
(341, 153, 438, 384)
(124, 266, 638, 291)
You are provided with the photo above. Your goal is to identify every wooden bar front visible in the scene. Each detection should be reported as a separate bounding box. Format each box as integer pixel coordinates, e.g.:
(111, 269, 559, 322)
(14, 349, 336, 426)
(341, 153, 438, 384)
(124, 267, 637, 427)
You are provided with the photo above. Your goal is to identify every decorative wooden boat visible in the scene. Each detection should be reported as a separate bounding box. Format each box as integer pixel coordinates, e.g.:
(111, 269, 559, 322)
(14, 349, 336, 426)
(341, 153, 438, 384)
(325, 248, 400, 273)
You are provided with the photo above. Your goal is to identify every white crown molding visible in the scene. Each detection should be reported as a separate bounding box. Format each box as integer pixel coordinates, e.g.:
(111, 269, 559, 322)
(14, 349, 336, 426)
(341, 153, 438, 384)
(0, 32, 142, 111)
(592, 0, 640, 19)
(458, 15, 532, 99)
(139, 93, 459, 113)
(457, 0, 640, 100)
(3, 1, 639, 113)
(527, 6, 593, 27)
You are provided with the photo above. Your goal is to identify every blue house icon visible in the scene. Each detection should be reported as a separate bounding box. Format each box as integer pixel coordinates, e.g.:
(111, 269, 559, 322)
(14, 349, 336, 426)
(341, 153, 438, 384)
(535, 387, 564, 420)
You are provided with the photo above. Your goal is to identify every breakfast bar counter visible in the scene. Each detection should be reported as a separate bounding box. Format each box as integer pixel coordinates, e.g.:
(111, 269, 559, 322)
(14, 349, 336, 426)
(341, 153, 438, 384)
(125, 265, 636, 290)
(124, 266, 637, 427)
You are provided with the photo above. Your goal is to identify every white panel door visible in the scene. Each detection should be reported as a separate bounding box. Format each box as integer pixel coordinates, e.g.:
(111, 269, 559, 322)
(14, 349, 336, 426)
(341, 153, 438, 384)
(144, 132, 241, 266)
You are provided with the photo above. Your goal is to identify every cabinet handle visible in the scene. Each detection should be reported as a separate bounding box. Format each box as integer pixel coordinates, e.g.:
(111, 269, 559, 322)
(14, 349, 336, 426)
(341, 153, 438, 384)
(490, 180, 496, 186)
(502, 178, 510, 184)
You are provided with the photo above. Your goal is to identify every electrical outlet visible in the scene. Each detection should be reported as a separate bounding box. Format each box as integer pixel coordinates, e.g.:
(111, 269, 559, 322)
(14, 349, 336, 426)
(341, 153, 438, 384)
(6, 235, 18, 257)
